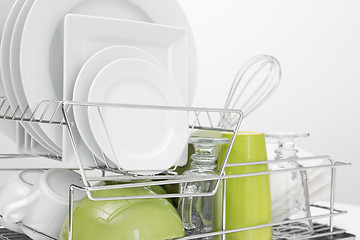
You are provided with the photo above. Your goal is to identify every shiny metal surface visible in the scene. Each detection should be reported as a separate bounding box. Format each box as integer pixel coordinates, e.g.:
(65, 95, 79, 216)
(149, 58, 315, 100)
(0, 98, 354, 239)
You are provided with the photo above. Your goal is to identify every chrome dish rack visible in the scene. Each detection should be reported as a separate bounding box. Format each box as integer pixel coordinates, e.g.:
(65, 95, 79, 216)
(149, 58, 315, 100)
(0, 97, 355, 240)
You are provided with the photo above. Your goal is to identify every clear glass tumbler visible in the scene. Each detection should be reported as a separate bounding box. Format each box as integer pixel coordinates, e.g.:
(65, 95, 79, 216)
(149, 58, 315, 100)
(266, 132, 314, 239)
(178, 137, 229, 239)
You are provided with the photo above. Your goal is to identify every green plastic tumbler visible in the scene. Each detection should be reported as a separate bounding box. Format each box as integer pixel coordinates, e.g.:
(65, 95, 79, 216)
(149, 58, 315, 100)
(218, 132, 272, 240)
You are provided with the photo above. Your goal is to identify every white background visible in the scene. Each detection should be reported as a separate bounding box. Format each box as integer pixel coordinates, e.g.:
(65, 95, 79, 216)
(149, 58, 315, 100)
(178, 0, 360, 205)
(0, 0, 358, 206)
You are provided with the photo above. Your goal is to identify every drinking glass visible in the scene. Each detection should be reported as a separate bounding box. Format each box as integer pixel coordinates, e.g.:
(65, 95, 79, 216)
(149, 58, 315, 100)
(266, 132, 314, 239)
(219, 132, 272, 240)
(178, 136, 229, 239)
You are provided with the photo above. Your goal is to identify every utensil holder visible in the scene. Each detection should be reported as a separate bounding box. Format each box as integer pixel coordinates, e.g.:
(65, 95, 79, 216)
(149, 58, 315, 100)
(0, 97, 355, 240)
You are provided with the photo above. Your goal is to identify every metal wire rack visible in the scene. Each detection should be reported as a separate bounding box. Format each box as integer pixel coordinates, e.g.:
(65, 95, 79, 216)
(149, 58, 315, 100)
(0, 97, 354, 240)
(0, 227, 30, 240)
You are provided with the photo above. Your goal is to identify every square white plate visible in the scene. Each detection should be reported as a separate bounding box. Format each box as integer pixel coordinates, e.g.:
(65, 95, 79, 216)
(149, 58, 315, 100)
(64, 14, 188, 103)
(62, 14, 189, 167)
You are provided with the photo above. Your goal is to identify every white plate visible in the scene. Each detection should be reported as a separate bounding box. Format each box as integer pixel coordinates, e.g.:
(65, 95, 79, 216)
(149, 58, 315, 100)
(88, 58, 188, 173)
(6, 0, 61, 154)
(0, 0, 16, 142)
(72, 45, 165, 162)
(16, 123, 25, 153)
(64, 14, 188, 104)
(17, 0, 197, 155)
(0, 0, 15, 90)
(64, 14, 188, 166)
(0, 0, 14, 38)
(0, 0, 59, 154)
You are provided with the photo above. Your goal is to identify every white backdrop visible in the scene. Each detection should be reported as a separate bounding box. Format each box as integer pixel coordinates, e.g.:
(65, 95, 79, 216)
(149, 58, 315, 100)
(179, 0, 360, 205)
(0, 0, 358, 206)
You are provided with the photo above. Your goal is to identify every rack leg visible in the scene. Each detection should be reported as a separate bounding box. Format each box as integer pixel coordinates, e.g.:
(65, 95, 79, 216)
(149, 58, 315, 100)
(69, 186, 75, 240)
(329, 167, 336, 232)
(222, 179, 226, 240)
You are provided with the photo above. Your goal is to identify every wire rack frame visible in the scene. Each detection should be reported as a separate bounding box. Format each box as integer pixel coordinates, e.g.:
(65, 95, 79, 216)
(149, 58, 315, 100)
(0, 97, 245, 200)
(2, 160, 343, 240)
(61, 101, 243, 190)
(0, 98, 65, 125)
(0, 97, 354, 239)
(65, 157, 351, 240)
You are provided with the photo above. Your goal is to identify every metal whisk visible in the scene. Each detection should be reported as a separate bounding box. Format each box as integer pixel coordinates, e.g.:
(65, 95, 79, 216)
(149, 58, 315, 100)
(219, 55, 281, 128)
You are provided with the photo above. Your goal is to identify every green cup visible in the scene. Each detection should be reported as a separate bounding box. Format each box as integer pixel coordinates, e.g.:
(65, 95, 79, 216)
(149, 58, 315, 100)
(60, 182, 184, 240)
(218, 132, 272, 240)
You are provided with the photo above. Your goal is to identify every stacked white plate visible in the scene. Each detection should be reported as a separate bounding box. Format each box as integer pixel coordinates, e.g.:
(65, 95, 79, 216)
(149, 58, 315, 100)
(0, 0, 19, 148)
(0, 0, 197, 173)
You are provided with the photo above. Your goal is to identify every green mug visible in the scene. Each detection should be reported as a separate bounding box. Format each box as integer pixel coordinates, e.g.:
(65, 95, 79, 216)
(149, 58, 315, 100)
(218, 132, 272, 240)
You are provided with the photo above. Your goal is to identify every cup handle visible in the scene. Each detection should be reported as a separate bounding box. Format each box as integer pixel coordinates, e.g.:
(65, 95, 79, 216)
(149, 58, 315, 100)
(3, 190, 40, 223)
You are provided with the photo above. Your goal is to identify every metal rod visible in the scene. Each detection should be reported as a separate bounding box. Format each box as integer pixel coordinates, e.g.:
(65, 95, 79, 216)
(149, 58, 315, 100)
(49, 102, 62, 123)
(19, 106, 30, 121)
(86, 162, 349, 192)
(60, 185, 349, 240)
(0, 98, 7, 111)
(38, 101, 52, 122)
(28, 101, 44, 121)
(0, 99, 352, 239)
(88, 187, 218, 202)
(68, 185, 75, 240)
(176, 211, 347, 240)
(61, 103, 91, 189)
(63, 101, 243, 114)
(72, 162, 350, 203)
(97, 107, 119, 168)
(218, 113, 243, 176)
(3, 105, 11, 118)
(225, 155, 332, 167)
(83, 160, 350, 181)
(10, 106, 20, 119)
(330, 158, 337, 232)
(16, 223, 55, 240)
(222, 179, 226, 240)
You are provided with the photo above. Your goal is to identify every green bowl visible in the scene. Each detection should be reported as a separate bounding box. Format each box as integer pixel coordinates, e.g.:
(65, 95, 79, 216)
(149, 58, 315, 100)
(102, 180, 174, 206)
(60, 183, 184, 240)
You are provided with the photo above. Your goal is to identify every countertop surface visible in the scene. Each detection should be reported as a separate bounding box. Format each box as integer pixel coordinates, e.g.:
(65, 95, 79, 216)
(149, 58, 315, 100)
(314, 202, 360, 238)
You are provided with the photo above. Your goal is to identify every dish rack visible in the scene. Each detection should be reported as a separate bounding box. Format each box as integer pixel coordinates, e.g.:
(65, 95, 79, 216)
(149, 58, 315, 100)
(0, 97, 355, 240)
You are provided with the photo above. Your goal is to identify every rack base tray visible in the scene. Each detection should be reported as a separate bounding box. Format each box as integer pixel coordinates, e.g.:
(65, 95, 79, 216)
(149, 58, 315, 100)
(0, 223, 356, 240)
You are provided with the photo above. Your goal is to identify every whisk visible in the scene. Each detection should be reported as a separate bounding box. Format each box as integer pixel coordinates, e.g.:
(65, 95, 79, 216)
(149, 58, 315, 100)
(219, 55, 281, 128)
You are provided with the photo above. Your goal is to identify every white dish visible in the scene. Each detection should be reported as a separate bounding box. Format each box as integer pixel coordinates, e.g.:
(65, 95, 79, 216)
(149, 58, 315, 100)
(0, 0, 17, 142)
(30, 138, 54, 156)
(0, 0, 59, 154)
(3, 169, 85, 240)
(0, 0, 15, 94)
(6, 0, 61, 154)
(16, 0, 197, 157)
(72, 45, 165, 162)
(88, 58, 188, 173)
(24, 130, 31, 153)
(0, 0, 14, 39)
(0, 97, 16, 142)
(64, 14, 188, 104)
(0, 169, 43, 233)
(15, 123, 25, 153)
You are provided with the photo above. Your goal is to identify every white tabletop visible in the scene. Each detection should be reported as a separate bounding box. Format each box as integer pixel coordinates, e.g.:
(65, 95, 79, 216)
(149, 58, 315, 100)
(314, 202, 360, 238)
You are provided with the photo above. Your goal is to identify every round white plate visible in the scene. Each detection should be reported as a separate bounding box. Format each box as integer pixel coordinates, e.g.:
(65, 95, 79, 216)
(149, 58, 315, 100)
(8, 0, 61, 154)
(0, 0, 58, 154)
(1, 0, 24, 108)
(0, 0, 16, 142)
(73, 45, 165, 162)
(0, 0, 14, 38)
(88, 58, 188, 173)
(18, 0, 197, 151)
